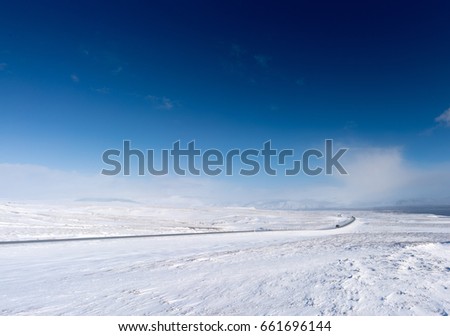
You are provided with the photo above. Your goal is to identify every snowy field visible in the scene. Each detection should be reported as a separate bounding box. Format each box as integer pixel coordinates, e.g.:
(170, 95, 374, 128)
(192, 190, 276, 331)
(0, 202, 449, 315)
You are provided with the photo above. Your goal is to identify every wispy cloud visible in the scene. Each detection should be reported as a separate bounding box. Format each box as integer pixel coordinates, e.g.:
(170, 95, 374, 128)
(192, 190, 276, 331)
(0, 63, 7, 71)
(435, 107, 450, 127)
(230, 43, 244, 58)
(278, 146, 450, 207)
(295, 78, 305, 86)
(2, 146, 450, 207)
(0, 163, 229, 205)
(112, 66, 123, 75)
(70, 74, 80, 83)
(421, 107, 450, 135)
(254, 54, 271, 68)
(334, 147, 413, 204)
(145, 95, 175, 110)
(343, 120, 357, 131)
(93, 87, 111, 94)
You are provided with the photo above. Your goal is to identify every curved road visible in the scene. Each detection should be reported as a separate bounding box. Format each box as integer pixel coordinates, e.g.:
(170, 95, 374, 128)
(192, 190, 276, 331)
(0, 216, 356, 245)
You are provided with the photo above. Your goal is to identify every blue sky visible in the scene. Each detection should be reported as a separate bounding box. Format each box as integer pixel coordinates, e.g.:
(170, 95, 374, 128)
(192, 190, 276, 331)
(1, 1, 450, 205)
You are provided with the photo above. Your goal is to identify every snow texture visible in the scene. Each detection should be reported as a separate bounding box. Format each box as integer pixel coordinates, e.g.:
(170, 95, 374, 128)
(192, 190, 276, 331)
(0, 202, 449, 315)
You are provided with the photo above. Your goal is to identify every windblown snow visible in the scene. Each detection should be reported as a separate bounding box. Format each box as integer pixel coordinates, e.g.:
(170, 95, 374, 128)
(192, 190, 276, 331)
(0, 202, 449, 315)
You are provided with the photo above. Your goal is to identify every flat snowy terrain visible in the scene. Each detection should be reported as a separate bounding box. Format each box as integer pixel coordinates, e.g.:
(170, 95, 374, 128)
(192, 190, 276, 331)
(0, 202, 449, 315)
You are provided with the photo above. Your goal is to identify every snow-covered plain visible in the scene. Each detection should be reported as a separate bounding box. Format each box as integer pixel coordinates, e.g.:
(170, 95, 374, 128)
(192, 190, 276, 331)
(0, 202, 449, 315)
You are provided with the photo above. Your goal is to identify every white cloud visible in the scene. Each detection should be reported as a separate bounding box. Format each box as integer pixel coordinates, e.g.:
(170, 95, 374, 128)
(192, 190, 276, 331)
(0, 163, 234, 205)
(254, 54, 271, 68)
(112, 66, 123, 75)
(145, 95, 175, 110)
(230, 43, 244, 58)
(2, 146, 450, 207)
(295, 78, 305, 86)
(435, 108, 450, 127)
(259, 146, 450, 207)
(94, 87, 111, 94)
(70, 74, 80, 83)
(333, 147, 415, 204)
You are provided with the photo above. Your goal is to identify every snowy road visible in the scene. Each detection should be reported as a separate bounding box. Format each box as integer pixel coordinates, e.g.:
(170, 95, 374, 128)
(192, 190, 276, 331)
(0, 216, 356, 245)
(0, 204, 449, 316)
